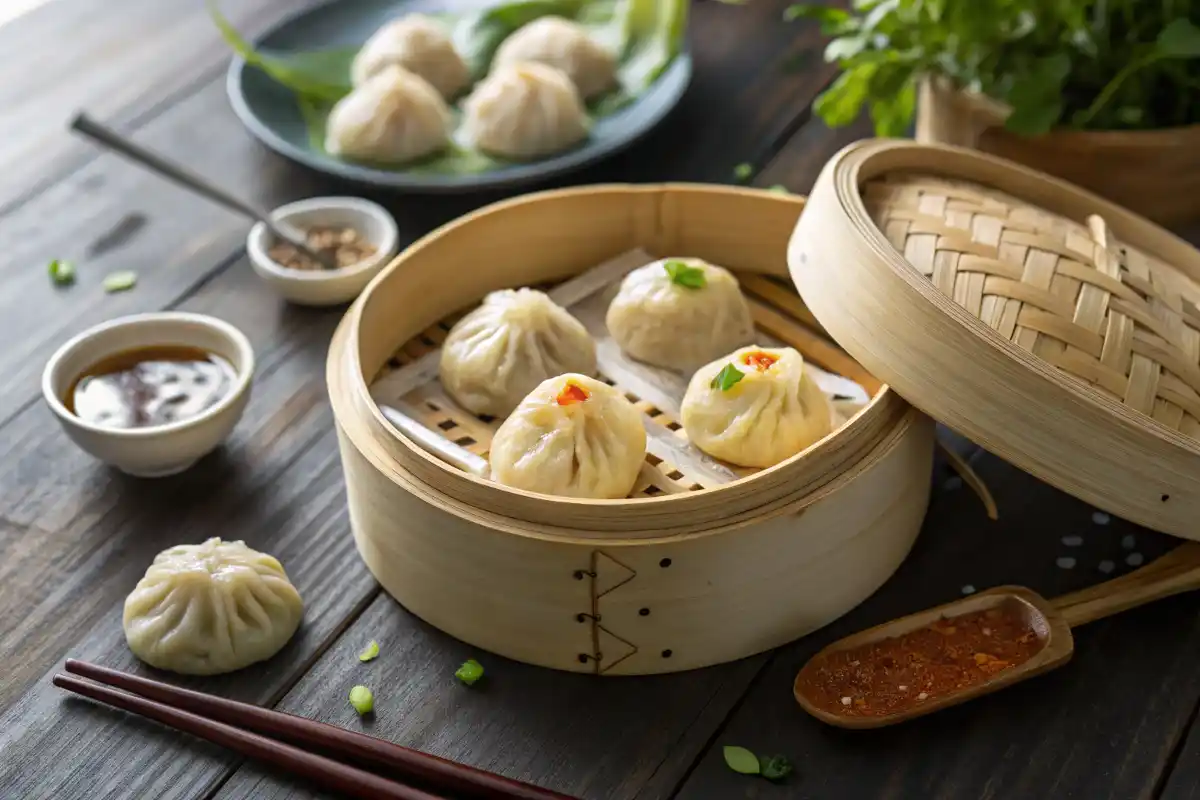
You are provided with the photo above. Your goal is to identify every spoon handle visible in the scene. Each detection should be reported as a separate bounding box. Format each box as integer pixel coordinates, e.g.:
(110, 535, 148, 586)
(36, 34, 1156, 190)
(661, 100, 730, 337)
(1053, 542, 1200, 627)
(71, 113, 270, 223)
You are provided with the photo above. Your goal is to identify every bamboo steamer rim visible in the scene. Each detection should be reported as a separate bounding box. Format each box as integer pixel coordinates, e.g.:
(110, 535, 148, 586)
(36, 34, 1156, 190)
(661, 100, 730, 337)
(327, 297, 929, 544)
(789, 138, 1200, 540)
(338, 182, 914, 532)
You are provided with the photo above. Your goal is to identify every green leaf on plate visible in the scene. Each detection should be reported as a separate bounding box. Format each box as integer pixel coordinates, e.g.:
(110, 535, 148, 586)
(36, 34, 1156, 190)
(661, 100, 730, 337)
(759, 754, 793, 782)
(723, 745, 761, 775)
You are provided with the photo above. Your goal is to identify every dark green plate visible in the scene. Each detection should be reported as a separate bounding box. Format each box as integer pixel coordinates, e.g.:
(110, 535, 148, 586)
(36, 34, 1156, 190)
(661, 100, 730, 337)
(225, 0, 691, 192)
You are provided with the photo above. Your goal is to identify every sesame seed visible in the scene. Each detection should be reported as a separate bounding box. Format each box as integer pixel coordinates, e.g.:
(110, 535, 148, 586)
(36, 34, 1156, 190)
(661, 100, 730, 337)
(1092, 511, 1111, 525)
(1061, 535, 1083, 547)
(841, 696, 852, 706)
(962, 584, 976, 595)
(898, 685, 908, 691)
(982, 627, 992, 636)
(1098, 560, 1115, 574)
(917, 692, 928, 701)
(1126, 552, 1145, 567)
(1121, 534, 1136, 549)
(1056, 556, 1077, 569)
(850, 660, 860, 667)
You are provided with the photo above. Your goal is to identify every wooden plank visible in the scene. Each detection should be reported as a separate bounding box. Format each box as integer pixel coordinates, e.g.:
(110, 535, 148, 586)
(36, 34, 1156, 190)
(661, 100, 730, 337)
(668, 115, 1200, 800)
(0, 0, 318, 209)
(212, 598, 766, 800)
(1160, 724, 1200, 800)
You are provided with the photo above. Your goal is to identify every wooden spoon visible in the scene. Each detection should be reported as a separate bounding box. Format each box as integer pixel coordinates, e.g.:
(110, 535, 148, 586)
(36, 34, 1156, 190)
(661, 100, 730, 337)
(794, 542, 1200, 729)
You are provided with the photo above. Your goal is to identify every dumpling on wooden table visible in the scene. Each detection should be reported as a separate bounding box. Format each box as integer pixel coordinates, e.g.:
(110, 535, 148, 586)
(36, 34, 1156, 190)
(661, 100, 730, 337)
(462, 62, 590, 160)
(681, 345, 833, 468)
(439, 288, 597, 417)
(325, 65, 451, 164)
(122, 538, 304, 676)
(606, 257, 756, 371)
(492, 16, 617, 100)
(489, 374, 647, 499)
(351, 14, 470, 100)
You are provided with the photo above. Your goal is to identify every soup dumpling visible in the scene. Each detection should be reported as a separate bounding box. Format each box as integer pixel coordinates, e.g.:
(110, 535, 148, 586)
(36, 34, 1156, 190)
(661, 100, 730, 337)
(462, 62, 589, 160)
(123, 538, 304, 676)
(606, 258, 755, 371)
(681, 346, 833, 468)
(351, 14, 470, 99)
(493, 17, 617, 100)
(490, 374, 647, 499)
(440, 288, 597, 417)
(325, 66, 451, 164)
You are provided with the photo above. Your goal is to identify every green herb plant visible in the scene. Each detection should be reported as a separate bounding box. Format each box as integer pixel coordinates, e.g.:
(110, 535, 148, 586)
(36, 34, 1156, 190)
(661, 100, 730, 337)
(722, 745, 793, 782)
(209, 0, 689, 176)
(786, 0, 1200, 137)
(663, 259, 707, 289)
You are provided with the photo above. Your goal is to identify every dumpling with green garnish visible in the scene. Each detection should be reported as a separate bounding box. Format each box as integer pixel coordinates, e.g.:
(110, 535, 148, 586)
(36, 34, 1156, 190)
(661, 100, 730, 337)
(605, 257, 756, 371)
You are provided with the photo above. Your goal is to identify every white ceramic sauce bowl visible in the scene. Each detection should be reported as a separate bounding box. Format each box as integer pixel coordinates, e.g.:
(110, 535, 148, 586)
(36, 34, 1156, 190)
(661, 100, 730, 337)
(246, 197, 400, 307)
(42, 312, 255, 478)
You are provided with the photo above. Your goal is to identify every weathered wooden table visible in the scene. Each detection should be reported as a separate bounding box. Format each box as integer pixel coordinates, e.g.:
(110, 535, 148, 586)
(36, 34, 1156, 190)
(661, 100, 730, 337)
(3, 1, 1200, 798)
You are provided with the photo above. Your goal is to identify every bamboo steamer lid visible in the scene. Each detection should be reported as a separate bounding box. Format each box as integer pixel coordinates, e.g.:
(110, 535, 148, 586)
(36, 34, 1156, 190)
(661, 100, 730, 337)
(790, 139, 1200, 540)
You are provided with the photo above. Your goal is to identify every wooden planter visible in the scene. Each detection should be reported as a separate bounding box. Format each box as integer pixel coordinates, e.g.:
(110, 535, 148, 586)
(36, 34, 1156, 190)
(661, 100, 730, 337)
(916, 77, 1200, 228)
(326, 185, 935, 674)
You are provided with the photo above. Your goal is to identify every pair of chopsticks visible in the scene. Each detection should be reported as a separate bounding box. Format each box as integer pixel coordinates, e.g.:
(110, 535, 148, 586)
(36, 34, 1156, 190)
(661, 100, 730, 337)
(55, 660, 577, 800)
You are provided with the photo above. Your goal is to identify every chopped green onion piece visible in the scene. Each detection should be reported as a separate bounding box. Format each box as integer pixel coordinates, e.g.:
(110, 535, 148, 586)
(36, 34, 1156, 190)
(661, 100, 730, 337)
(710, 363, 745, 391)
(455, 658, 484, 686)
(663, 259, 707, 289)
(358, 640, 380, 662)
(48, 259, 76, 286)
(733, 162, 754, 182)
(723, 746, 761, 775)
(102, 270, 137, 293)
(348, 685, 374, 715)
(767, 184, 789, 194)
(759, 754, 793, 782)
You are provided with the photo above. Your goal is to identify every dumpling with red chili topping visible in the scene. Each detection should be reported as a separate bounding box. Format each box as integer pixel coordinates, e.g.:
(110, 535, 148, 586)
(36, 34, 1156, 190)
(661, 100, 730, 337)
(606, 257, 755, 371)
(681, 345, 832, 468)
(489, 374, 646, 498)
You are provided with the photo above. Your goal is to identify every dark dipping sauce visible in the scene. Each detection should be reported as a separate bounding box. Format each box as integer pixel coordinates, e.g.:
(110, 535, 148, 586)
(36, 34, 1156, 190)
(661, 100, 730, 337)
(796, 603, 1046, 718)
(66, 345, 236, 430)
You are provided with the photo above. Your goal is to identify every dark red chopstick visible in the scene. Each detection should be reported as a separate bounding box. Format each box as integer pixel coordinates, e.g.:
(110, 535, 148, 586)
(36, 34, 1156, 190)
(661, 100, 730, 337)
(62, 659, 577, 800)
(54, 673, 439, 800)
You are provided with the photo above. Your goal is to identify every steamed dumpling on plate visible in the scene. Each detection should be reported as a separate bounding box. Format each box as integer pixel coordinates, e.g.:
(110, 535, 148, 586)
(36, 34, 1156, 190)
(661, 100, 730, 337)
(606, 258, 756, 371)
(462, 62, 589, 160)
(489, 373, 647, 499)
(439, 288, 597, 417)
(681, 345, 833, 468)
(325, 65, 451, 164)
(123, 538, 304, 676)
(351, 14, 470, 100)
(493, 16, 617, 100)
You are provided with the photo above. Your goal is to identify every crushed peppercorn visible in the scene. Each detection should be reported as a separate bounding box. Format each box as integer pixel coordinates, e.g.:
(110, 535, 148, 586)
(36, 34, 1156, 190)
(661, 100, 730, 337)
(796, 603, 1045, 718)
(267, 226, 377, 271)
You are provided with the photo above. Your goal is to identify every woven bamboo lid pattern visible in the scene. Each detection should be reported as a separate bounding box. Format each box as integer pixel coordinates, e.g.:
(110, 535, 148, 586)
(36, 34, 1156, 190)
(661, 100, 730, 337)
(790, 139, 1200, 541)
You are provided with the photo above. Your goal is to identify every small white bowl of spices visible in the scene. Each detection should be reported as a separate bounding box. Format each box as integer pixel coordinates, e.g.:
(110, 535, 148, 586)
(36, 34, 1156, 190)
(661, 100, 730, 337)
(42, 312, 255, 477)
(246, 196, 400, 307)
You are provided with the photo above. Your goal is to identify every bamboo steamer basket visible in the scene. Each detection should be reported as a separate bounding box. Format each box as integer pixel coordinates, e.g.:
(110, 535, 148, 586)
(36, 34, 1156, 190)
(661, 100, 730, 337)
(327, 184, 935, 674)
(792, 138, 1200, 542)
(917, 77, 1200, 228)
